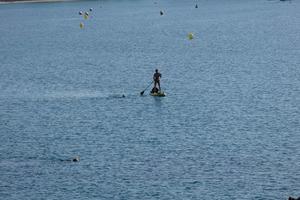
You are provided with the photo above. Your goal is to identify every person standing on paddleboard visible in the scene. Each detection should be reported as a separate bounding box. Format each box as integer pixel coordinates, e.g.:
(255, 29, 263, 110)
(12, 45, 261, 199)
(153, 69, 161, 91)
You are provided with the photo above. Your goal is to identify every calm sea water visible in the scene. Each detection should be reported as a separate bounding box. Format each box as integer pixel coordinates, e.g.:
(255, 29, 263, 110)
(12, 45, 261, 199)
(0, 0, 299, 199)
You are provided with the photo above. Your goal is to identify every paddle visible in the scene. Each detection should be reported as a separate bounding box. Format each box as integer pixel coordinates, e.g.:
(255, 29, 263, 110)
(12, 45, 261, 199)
(140, 81, 153, 96)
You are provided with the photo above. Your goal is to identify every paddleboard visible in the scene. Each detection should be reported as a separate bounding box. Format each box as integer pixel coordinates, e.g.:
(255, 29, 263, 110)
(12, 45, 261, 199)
(150, 91, 166, 97)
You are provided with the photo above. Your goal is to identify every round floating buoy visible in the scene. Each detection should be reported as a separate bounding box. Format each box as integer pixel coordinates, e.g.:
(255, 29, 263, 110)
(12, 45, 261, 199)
(89, 8, 93, 12)
(160, 10, 164, 16)
(79, 11, 83, 15)
(84, 12, 89, 19)
(80, 22, 84, 29)
(188, 32, 194, 40)
(195, 4, 198, 8)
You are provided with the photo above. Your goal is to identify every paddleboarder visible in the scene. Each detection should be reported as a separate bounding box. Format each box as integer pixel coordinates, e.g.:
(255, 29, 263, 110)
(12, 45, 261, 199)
(153, 69, 161, 91)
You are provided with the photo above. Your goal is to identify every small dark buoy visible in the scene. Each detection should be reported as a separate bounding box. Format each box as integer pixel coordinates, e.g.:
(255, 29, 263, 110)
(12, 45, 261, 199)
(122, 94, 125, 98)
(160, 10, 164, 16)
(195, 4, 198, 8)
(89, 8, 93, 12)
(79, 11, 83, 15)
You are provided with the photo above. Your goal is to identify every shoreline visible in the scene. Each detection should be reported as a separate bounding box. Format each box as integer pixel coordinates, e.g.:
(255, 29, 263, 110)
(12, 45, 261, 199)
(0, 0, 78, 4)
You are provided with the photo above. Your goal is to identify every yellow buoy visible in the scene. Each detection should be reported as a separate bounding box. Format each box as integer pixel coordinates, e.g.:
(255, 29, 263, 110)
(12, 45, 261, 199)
(80, 22, 84, 29)
(188, 32, 194, 40)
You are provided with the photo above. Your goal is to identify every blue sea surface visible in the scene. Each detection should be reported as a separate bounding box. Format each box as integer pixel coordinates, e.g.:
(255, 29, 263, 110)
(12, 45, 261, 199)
(0, 0, 299, 199)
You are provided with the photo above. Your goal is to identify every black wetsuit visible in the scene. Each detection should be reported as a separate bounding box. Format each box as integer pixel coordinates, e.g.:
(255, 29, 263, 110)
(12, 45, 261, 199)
(153, 72, 161, 90)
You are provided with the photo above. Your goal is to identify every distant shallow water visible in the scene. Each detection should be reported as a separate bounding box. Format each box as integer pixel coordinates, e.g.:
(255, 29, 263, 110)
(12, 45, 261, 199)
(0, 0, 299, 199)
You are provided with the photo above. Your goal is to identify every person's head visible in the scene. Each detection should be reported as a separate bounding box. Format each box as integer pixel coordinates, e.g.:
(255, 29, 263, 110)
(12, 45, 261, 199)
(72, 156, 80, 162)
(155, 69, 158, 73)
